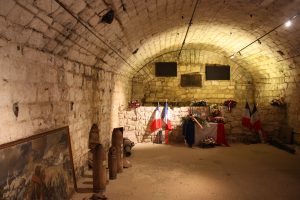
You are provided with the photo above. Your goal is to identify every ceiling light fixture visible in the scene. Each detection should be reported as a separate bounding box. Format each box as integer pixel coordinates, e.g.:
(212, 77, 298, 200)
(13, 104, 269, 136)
(284, 20, 292, 27)
(228, 12, 299, 59)
(284, 15, 297, 27)
(101, 9, 115, 24)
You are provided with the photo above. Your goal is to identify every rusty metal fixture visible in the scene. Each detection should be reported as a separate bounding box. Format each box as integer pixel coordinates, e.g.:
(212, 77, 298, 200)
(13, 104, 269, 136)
(112, 128, 123, 173)
(93, 144, 107, 193)
(117, 145, 123, 173)
(89, 124, 100, 149)
(123, 137, 135, 157)
(108, 146, 117, 180)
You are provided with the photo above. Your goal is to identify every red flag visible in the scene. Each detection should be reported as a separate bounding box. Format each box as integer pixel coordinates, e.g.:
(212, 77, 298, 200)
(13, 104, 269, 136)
(251, 104, 266, 142)
(163, 102, 172, 130)
(164, 130, 170, 144)
(251, 103, 262, 131)
(242, 101, 251, 129)
(150, 103, 162, 132)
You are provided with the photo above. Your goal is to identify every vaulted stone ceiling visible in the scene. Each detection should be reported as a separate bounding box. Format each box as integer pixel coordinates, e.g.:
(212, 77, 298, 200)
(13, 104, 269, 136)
(1, 0, 299, 81)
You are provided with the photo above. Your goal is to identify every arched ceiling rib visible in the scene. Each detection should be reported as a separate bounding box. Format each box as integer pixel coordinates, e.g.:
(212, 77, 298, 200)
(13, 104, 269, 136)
(0, 0, 299, 81)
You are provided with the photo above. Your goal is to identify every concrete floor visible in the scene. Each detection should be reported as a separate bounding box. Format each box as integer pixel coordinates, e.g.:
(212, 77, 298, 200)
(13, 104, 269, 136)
(71, 143, 300, 200)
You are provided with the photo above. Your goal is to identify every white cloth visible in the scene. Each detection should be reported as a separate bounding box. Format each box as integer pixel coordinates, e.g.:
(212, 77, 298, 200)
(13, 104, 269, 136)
(194, 123, 218, 145)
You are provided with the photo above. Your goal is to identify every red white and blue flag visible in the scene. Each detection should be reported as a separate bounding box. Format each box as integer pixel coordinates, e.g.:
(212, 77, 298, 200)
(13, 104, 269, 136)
(163, 102, 172, 130)
(251, 103, 262, 132)
(150, 103, 162, 132)
(251, 103, 266, 142)
(163, 102, 172, 144)
(242, 101, 252, 129)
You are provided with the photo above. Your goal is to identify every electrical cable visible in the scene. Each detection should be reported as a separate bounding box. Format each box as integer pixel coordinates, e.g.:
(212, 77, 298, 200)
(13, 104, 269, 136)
(177, 0, 200, 59)
(229, 14, 299, 58)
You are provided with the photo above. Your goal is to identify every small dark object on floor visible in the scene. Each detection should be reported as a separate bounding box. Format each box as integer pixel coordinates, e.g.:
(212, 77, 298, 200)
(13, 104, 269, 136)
(123, 137, 135, 157)
(199, 137, 216, 148)
(269, 138, 295, 154)
(200, 143, 215, 148)
(90, 193, 107, 200)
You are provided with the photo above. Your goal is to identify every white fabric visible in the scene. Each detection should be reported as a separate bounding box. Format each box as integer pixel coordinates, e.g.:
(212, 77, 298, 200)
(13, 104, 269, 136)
(194, 123, 218, 145)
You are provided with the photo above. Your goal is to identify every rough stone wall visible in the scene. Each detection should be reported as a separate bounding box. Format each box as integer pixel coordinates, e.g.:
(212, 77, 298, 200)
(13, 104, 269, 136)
(119, 104, 286, 144)
(0, 38, 131, 176)
(129, 50, 290, 142)
(132, 50, 254, 104)
(254, 64, 300, 144)
(120, 106, 189, 143)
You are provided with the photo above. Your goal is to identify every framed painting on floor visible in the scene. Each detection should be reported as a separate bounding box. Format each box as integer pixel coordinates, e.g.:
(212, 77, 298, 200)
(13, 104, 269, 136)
(0, 126, 76, 200)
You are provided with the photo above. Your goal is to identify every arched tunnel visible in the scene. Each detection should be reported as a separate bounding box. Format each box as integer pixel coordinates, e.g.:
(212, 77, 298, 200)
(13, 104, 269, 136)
(0, 0, 300, 199)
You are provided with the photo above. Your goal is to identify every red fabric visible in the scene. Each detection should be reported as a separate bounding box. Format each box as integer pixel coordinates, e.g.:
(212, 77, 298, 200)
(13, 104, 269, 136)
(251, 104, 262, 132)
(216, 123, 229, 146)
(150, 104, 162, 132)
(252, 120, 262, 132)
(165, 130, 169, 144)
(165, 121, 172, 130)
(151, 119, 162, 132)
(242, 118, 252, 129)
(242, 102, 252, 129)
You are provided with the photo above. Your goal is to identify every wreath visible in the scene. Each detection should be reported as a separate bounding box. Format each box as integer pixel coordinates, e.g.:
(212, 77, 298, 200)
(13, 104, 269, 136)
(223, 100, 237, 112)
(210, 104, 221, 117)
(270, 97, 286, 107)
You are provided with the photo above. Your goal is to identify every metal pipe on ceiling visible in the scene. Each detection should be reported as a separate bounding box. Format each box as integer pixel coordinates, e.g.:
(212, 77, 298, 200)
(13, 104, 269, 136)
(177, 0, 200, 60)
(229, 14, 299, 58)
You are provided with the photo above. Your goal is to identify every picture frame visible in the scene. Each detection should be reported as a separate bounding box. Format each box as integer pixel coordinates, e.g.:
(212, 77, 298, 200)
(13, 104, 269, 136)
(180, 74, 202, 87)
(0, 126, 77, 199)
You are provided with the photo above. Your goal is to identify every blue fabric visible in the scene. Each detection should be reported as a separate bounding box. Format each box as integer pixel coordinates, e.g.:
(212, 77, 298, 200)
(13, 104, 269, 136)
(182, 118, 195, 147)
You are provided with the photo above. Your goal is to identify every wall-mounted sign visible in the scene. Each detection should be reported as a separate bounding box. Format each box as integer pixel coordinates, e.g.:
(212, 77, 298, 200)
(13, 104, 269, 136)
(181, 74, 202, 87)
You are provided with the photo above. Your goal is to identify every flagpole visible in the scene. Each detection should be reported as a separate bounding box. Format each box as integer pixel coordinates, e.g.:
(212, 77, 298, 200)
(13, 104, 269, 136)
(164, 99, 168, 144)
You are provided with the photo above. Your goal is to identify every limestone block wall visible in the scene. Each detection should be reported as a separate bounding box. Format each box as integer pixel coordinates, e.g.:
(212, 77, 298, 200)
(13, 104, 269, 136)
(0, 38, 131, 176)
(254, 64, 300, 144)
(119, 104, 286, 144)
(130, 49, 296, 143)
(119, 106, 190, 143)
(132, 50, 254, 104)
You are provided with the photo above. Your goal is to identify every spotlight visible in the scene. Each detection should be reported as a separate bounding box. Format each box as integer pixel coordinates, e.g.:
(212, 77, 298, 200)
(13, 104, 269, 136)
(230, 54, 235, 59)
(284, 20, 292, 27)
(101, 9, 115, 24)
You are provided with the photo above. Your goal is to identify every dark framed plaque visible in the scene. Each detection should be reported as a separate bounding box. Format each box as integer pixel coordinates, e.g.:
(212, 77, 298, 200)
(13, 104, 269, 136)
(180, 74, 202, 87)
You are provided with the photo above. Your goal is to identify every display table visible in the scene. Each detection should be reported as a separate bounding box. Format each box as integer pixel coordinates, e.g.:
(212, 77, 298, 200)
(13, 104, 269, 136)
(194, 123, 229, 146)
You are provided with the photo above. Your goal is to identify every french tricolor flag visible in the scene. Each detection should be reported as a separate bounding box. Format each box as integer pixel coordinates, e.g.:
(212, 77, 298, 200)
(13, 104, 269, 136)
(150, 103, 162, 132)
(163, 102, 172, 130)
(251, 103, 262, 131)
(242, 101, 251, 129)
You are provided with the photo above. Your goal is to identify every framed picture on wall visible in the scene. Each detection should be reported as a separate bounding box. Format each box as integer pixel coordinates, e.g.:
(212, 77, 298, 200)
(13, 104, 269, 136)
(0, 126, 77, 199)
(180, 74, 202, 87)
